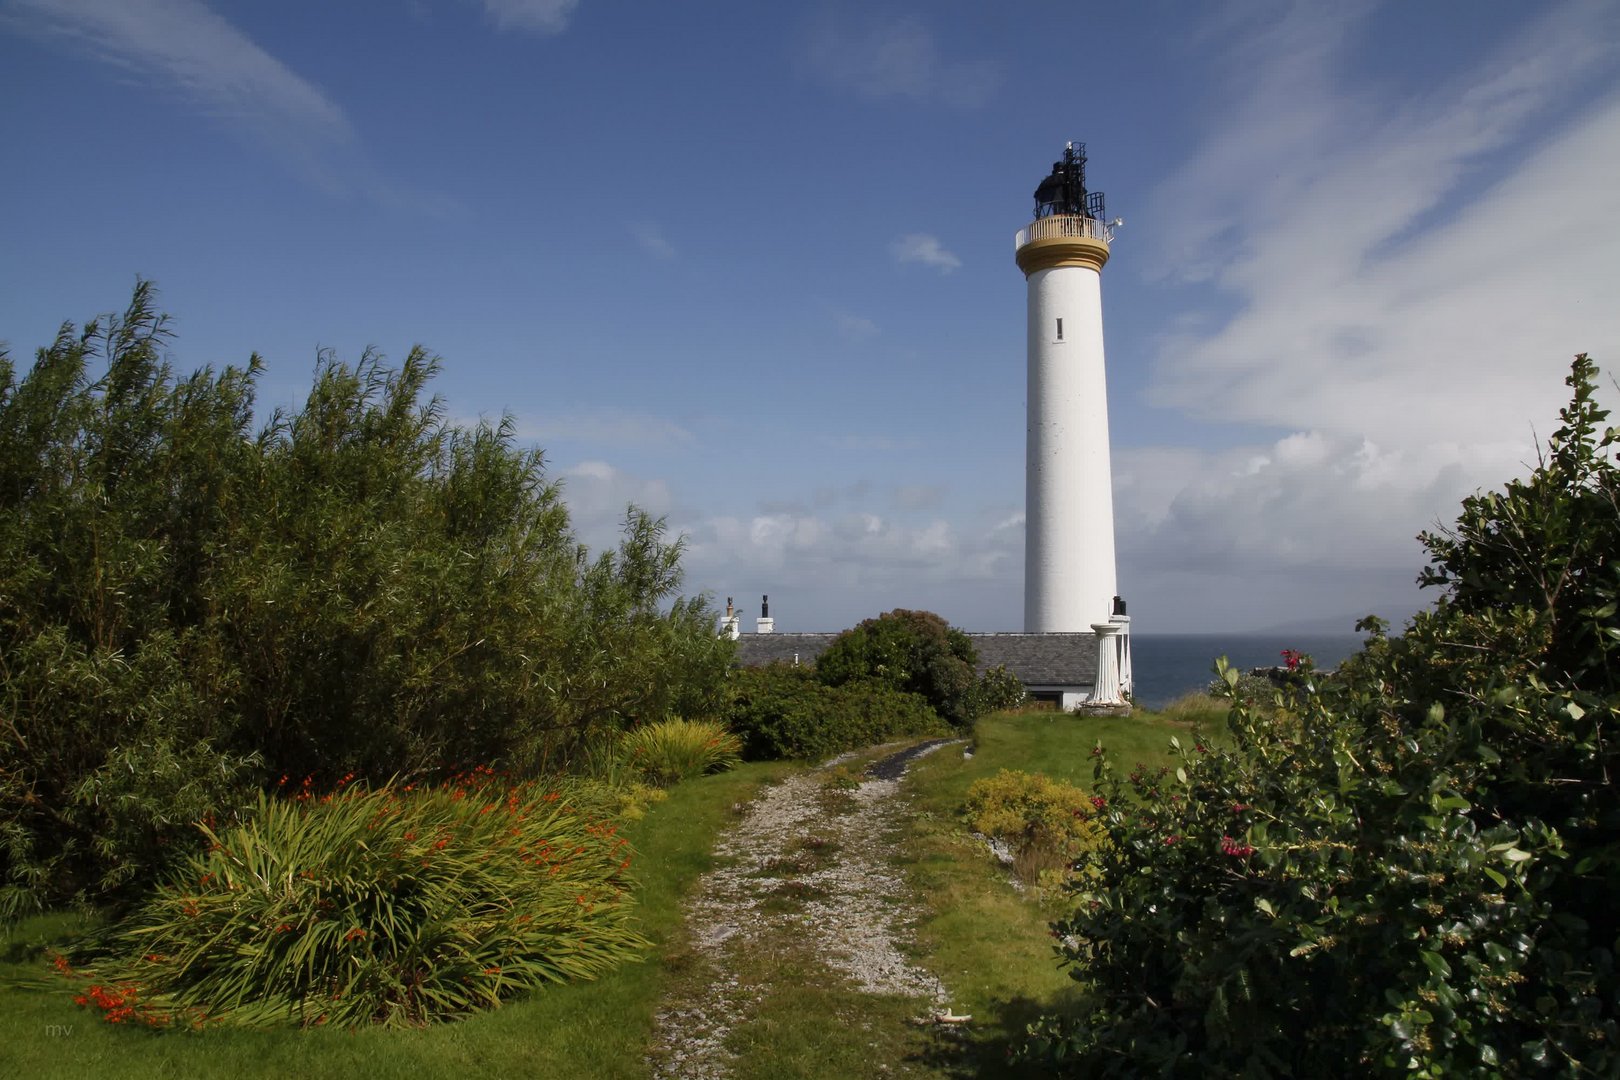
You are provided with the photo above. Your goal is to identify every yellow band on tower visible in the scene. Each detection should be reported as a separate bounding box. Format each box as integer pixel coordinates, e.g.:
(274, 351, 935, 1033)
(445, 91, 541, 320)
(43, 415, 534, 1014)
(1015, 235, 1110, 276)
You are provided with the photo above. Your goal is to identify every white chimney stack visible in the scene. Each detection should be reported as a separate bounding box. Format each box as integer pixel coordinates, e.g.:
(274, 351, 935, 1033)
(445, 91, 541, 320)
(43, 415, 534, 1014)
(755, 593, 774, 634)
(719, 595, 740, 640)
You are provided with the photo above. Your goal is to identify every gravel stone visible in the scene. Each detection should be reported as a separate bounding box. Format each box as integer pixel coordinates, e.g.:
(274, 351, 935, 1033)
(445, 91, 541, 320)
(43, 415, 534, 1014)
(650, 740, 957, 1078)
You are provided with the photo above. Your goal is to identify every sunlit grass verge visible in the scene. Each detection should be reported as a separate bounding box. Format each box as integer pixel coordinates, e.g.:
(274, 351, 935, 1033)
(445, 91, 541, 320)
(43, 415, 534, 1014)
(56, 772, 646, 1029)
(622, 718, 743, 787)
(896, 708, 1205, 1075)
(1151, 689, 1232, 726)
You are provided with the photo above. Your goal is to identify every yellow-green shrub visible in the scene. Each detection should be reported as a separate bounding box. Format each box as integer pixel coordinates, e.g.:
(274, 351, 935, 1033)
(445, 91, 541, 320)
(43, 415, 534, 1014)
(620, 718, 742, 787)
(59, 772, 646, 1028)
(963, 769, 1105, 886)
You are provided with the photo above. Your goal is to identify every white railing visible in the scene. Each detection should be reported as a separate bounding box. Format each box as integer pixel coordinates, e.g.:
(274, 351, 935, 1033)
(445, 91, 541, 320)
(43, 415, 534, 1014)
(1015, 214, 1114, 249)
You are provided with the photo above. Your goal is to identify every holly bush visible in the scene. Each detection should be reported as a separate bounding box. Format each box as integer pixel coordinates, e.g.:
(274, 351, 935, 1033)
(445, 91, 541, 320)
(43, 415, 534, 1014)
(1024, 355, 1619, 1077)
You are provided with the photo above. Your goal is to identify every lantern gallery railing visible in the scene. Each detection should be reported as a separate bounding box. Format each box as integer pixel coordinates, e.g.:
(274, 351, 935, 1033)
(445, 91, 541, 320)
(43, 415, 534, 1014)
(1015, 214, 1114, 249)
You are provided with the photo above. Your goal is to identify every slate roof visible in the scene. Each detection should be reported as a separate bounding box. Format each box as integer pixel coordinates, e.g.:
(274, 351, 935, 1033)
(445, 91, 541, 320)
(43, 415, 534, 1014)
(731, 633, 837, 669)
(970, 633, 1098, 687)
(732, 632, 1098, 689)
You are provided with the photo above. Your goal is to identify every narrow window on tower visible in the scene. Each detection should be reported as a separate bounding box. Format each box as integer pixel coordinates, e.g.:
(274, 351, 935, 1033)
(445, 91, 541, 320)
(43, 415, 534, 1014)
(1056, 318, 1064, 341)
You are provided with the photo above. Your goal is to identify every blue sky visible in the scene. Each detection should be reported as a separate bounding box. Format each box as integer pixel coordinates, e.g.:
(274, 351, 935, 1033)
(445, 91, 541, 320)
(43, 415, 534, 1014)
(2, 0, 1617, 633)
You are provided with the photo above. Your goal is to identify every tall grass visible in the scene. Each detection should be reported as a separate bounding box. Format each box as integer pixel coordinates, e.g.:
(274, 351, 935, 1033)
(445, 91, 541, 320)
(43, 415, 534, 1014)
(620, 719, 742, 787)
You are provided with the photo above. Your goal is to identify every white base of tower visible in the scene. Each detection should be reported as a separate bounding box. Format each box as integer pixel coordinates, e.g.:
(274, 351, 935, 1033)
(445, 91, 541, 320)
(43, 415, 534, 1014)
(1023, 261, 1117, 632)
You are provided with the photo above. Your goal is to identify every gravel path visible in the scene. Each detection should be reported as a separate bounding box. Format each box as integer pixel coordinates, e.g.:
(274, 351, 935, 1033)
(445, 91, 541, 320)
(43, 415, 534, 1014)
(649, 740, 957, 1079)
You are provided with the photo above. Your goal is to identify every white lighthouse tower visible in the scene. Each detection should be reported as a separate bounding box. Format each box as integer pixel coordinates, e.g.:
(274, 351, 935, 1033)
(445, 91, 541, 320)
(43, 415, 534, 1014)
(1016, 143, 1121, 638)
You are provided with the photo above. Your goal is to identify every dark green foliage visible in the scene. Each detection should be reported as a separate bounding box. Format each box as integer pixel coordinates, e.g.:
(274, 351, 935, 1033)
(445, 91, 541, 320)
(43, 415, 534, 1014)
(0, 285, 729, 916)
(722, 664, 947, 761)
(59, 775, 647, 1028)
(815, 609, 982, 727)
(1023, 355, 1620, 1076)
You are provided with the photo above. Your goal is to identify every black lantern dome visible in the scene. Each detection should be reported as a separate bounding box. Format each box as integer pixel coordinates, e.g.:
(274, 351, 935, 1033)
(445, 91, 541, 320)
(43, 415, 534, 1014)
(1033, 142, 1106, 222)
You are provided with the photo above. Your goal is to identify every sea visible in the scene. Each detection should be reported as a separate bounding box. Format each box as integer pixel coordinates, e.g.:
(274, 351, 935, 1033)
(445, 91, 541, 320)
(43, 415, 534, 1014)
(1129, 633, 1367, 711)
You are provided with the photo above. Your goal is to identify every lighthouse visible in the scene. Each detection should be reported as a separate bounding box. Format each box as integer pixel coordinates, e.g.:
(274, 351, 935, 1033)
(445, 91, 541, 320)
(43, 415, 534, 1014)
(1016, 142, 1119, 635)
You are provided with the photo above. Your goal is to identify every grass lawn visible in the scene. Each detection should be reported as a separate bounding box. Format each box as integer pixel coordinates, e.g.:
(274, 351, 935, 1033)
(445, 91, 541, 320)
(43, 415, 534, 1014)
(0, 701, 1231, 1079)
(898, 702, 1228, 1074)
(0, 760, 795, 1080)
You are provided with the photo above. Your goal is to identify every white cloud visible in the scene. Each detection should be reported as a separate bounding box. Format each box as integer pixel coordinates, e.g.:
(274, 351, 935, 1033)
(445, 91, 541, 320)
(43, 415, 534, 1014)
(628, 222, 676, 260)
(477, 0, 578, 35)
(1105, 0, 1620, 627)
(559, 460, 673, 552)
(1106, 430, 1506, 630)
(1144, 2, 1620, 446)
(5, 0, 352, 156)
(802, 14, 996, 108)
(890, 233, 961, 273)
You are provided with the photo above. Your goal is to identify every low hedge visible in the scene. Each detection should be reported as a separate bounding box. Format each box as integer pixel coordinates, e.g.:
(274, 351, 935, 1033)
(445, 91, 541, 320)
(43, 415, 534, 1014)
(723, 665, 948, 761)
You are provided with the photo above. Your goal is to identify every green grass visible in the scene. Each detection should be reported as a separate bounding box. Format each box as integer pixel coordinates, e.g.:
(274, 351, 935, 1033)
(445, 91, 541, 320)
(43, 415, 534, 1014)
(0, 707, 1228, 1078)
(0, 760, 795, 1080)
(897, 706, 1216, 1074)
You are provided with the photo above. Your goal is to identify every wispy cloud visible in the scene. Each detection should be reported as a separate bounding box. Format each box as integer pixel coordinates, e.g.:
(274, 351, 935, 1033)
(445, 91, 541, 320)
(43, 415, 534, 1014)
(1144, 1, 1620, 446)
(890, 233, 961, 273)
(628, 222, 677, 260)
(5, 0, 352, 161)
(832, 309, 879, 340)
(820, 433, 922, 453)
(1111, 0, 1620, 629)
(477, 0, 579, 35)
(521, 409, 695, 451)
(802, 13, 996, 108)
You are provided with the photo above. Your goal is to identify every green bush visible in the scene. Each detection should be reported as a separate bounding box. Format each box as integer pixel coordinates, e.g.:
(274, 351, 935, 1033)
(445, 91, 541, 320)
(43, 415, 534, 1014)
(963, 769, 1104, 888)
(1204, 667, 1282, 708)
(57, 773, 646, 1028)
(815, 609, 982, 727)
(620, 718, 742, 787)
(1023, 355, 1620, 1076)
(0, 286, 730, 915)
(973, 663, 1029, 714)
(724, 664, 947, 761)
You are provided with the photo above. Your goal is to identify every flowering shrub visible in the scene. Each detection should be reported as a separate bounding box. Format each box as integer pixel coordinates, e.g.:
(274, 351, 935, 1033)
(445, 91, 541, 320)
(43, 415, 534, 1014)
(58, 771, 647, 1027)
(1021, 356, 1620, 1076)
(619, 718, 742, 787)
(962, 769, 1104, 888)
